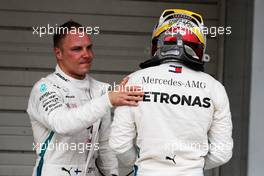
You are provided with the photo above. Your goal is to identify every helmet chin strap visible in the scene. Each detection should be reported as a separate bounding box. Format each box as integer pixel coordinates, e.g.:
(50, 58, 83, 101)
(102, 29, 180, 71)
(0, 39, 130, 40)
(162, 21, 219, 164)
(140, 34, 204, 71)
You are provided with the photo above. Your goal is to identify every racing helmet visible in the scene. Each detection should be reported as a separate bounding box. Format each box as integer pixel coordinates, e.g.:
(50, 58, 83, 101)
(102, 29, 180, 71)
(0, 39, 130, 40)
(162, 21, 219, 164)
(140, 9, 209, 71)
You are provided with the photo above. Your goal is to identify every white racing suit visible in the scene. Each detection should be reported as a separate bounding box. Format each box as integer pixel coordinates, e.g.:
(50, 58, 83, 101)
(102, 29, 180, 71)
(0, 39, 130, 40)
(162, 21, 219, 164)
(27, 65, 118, 176)
(109, 62, 233, 176)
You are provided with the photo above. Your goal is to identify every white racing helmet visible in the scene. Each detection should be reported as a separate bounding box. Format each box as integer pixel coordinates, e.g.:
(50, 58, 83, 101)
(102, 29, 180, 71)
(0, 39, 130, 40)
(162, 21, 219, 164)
(140, 9, 209, 71)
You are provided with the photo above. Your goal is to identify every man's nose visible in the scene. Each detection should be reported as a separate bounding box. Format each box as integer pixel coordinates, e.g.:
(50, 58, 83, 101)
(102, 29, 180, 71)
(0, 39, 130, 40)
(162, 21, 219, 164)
(83, 48, 93, 58)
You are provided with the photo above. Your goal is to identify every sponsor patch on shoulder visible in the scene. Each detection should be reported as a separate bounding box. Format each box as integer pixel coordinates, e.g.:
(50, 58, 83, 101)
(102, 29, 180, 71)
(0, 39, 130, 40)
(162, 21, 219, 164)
(39, 83, 47, 93)
(169, 65, 182, 73)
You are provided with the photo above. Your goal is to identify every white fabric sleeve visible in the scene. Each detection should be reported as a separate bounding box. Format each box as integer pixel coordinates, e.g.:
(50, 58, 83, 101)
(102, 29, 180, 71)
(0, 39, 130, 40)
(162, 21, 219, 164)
(96, 110, 119, 176)
(109, 106, 137, 165)
(27, 81, 112, 135)
(204, 82, 233, 170)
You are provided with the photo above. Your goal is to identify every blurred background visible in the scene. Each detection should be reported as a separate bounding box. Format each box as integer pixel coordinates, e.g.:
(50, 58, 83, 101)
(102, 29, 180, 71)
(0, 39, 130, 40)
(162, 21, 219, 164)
(0, 0, 263, 175)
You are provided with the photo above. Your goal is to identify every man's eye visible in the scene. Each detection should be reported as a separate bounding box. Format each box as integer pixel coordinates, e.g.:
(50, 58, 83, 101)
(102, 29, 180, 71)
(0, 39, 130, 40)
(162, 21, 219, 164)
(72, 47, 82, 51)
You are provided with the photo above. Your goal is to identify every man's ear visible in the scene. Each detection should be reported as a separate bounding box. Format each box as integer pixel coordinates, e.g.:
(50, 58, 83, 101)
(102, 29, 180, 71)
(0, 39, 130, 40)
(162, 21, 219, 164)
(54, 47, 62, 60)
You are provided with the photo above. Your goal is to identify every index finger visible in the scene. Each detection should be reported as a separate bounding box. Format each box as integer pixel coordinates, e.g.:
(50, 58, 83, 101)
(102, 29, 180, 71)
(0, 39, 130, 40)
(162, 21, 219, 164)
(119, 76, 129, 87)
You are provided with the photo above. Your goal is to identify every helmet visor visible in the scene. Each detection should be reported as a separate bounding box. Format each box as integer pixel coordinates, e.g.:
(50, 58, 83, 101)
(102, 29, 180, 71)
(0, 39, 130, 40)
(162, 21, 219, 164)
(161, 27, 204, 60)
